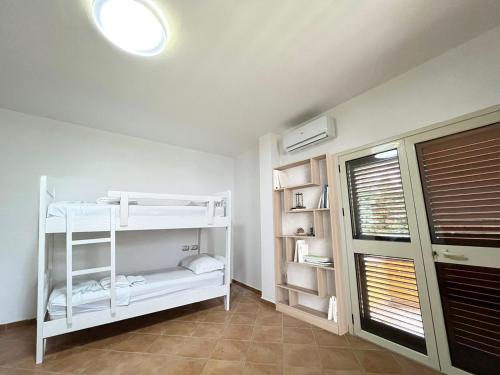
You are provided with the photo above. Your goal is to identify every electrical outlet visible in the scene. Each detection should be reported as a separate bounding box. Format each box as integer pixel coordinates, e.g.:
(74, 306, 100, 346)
(182, 245, 190, 251)
(190, 245, 199, 251)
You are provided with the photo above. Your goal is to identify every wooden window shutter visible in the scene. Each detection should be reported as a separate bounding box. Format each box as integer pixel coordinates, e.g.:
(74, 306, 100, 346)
(416, 122, 500, 247)
(436, 263, 500, 374)
(346, 150, 410, 241)
(355, 254, 427, 354)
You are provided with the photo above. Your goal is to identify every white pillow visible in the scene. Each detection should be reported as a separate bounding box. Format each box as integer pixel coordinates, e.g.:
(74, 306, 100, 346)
(180, 254, 224, 274)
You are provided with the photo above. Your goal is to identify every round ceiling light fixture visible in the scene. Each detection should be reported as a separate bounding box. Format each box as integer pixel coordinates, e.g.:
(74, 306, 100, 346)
(92, 0, 168, 56)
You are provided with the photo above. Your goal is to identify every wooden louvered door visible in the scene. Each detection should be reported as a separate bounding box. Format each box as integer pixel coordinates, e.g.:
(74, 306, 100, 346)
(339, 142, 439, 369)
(406, 112, 500, 375)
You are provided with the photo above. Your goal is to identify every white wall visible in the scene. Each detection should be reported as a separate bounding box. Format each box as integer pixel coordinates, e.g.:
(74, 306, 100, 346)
(259, 134, 280, 302)
(232, 145, 261, 290)
(0, 108, 234, 324)
(260, 26, 500, 302)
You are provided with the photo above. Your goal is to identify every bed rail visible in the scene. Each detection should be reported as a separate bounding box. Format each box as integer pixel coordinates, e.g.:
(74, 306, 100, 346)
(107, 190, 229, 227)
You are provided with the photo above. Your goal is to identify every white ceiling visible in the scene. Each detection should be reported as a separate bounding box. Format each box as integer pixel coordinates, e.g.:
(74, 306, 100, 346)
(1, 1, 499, 156)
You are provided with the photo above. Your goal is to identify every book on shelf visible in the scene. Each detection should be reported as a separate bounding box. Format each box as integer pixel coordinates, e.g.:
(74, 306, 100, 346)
(328, 296, 337, 322)
(294, 240, 309, 263)
(303, 255, 332, 265)
(273, 170, 288, 190)
(317, 184, 329, 208)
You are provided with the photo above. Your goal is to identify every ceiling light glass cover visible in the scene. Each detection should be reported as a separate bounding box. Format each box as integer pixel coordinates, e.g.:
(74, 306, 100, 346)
(92, 0, 167, 56)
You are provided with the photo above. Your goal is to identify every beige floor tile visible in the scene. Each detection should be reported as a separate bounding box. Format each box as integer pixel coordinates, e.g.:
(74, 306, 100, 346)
(283, 344, 320, 368)
(244, 363, 283, 375)
(345, 335, 380, 350)
(107, 333, 157, 352)
(283, 367, 323, 375)
(223, 324, 253, 340)
(238, 295, 261, 304)
(391, 353, 442, 375)
(201, 359, 244, 375)
(176, 337, 217, 359)
(283, 315, 311, 328)
(43, 346, 108, 374)
(0, 326, 36, 343)
(256, 312, 283, 327)
(246, 342, 283, 365)
(211, 339, 250, 361)
(163, 321, 197, 337)
(354, 350, 402, 374)
(192, 323, 226, 338)
(235, 303, 261, 314)
(283, 328, 314, 345)
(252, 326, 283, 343)
(230, 313, 257, 325)
(175, 310, 208, 323)
(146, 335, 185, 355)
(318, 348, 361, 371)
(312, 329, 350, 347)
(134, 320, 170, 334)
(158, 357, 207, 375)
(202, 311, 233, 324)
(0, 338, 35, 368)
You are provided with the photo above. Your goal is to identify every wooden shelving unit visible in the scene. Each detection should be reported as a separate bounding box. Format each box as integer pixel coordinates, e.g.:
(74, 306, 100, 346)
(273, 154, 348, 335)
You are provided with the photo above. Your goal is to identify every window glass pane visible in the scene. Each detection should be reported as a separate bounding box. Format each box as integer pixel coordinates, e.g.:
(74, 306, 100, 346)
(355, 254, 427, 354)
(346, 149, 410, 241)
(416, 122, 500, 247)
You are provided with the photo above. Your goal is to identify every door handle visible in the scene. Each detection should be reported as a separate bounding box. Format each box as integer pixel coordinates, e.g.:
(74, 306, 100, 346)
(441, 250, 468, 261)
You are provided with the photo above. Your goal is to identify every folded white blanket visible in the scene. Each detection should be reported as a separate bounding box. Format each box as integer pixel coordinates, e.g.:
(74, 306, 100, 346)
(73, 280, 102, 294)
(48, 281, 131, 309)
(100, 275, 130, 289)
(127, 275, 146, 286)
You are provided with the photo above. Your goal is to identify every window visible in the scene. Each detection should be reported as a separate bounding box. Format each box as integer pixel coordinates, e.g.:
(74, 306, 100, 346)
(416, 122, 500, 247)
(346, 150, 410, 241)
(436, 262, 500, 374)
(356, 254, 427, 354)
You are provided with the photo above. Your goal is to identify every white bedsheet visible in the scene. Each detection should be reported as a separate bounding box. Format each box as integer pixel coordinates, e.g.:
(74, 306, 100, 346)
(47, 202, 225, 218)
(48, 267, 224, 319)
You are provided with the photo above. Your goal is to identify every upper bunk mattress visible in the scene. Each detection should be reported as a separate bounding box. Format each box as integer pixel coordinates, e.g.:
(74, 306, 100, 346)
(47, 267, 224, 319)
(47, 202, 225, 218)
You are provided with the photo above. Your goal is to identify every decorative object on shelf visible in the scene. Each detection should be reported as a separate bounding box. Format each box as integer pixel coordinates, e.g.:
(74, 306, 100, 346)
(328, 296, 337, 322)
(292, 192, 305, 209)
(294, 240, 309, 263)
(273, 170, 288, 190)
(295, 227, 306, 236)
(303, 255, 333, 266)
(317, 184, 330, 209)
(309, 226, 315, 236)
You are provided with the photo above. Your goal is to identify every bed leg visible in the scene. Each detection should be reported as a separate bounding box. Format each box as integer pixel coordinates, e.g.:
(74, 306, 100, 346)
(224, 293, 230, 311)
(36, 335, 44, 364)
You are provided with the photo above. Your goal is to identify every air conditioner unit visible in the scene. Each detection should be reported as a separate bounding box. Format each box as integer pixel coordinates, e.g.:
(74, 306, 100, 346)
(283, 116, 335, 153)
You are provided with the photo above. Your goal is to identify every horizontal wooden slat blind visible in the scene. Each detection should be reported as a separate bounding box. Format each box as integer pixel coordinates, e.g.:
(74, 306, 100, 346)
(346, 150, 410, 241)
(416, 122, 500, 247)
(436, 263, 500, 374)
(356, 254, 426, 353)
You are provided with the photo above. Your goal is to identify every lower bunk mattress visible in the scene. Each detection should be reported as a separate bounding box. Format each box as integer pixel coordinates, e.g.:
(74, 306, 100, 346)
(47, 267, 224, 320)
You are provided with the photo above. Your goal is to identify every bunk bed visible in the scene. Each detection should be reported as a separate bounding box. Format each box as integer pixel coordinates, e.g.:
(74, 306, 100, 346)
(36, 176, 232, 364)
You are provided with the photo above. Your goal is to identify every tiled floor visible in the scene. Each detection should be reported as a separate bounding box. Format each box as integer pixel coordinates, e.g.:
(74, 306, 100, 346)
(0, 284, 442, 374)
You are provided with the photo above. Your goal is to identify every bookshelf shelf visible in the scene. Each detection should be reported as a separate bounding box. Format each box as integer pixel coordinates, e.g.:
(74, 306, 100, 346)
(286, 208, 330, 213)
(293, 304, 328, 319)
(273, 153, 348, 336)
(276, 234, 319, 239)
(287, 261, 335, 271)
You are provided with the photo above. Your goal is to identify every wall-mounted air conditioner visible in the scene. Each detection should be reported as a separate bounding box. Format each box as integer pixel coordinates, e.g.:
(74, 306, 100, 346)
(283, 116, 335, 153)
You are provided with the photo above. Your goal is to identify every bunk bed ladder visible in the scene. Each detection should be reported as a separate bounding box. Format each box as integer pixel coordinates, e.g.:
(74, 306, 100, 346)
(65, 207, 116, 326)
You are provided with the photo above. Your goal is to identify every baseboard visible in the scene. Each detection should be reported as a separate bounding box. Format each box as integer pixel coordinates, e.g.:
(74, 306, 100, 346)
(0, 318, 35, 331)
(232, 279, 275, 308)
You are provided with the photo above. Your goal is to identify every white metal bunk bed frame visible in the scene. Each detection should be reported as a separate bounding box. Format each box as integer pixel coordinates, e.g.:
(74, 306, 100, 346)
(36, 176, 232, 364)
